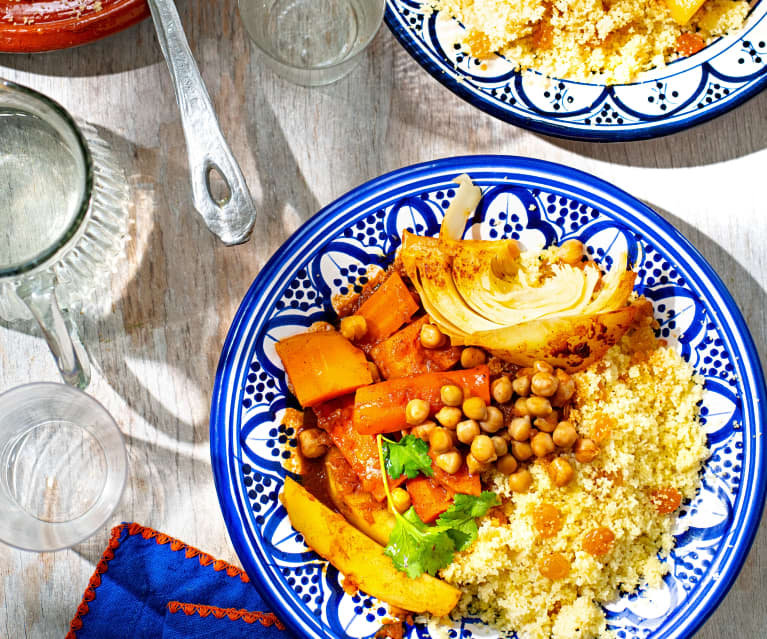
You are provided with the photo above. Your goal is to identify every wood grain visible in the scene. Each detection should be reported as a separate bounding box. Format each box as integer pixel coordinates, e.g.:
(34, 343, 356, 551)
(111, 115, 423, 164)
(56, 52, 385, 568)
(1, 1, 766, 637)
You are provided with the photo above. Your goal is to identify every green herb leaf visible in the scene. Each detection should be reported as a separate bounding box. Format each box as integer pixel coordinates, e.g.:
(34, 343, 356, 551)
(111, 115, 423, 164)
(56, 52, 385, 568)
(382, 435, 434, 480)
(436, 491, 500, 551)
(384, 507, 455, 578)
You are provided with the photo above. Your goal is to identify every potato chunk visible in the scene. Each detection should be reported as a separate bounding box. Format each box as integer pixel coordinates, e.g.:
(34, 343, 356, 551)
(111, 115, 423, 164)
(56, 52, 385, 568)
(280, 477, 461, 616)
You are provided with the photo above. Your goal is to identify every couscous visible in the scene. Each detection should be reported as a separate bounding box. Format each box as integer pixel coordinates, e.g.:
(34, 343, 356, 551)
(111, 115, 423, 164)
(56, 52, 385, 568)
(426, 0, 749, 83)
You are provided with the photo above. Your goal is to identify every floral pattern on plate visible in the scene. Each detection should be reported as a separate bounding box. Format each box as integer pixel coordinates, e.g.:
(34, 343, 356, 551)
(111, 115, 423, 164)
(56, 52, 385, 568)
(210, 156, 766, 639)
(383, 1, 767, 140)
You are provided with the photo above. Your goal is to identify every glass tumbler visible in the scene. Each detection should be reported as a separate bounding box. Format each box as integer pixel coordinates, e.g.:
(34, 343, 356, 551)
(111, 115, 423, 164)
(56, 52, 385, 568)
(0, 383, 127, 552)
(238, 0, 386, 86)
(0, 80, 130, 389)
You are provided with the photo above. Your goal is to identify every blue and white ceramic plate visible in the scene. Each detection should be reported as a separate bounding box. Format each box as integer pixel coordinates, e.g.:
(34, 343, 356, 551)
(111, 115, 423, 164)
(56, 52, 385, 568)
(384, 0, 767, 140)
(210, 156, 767, 639)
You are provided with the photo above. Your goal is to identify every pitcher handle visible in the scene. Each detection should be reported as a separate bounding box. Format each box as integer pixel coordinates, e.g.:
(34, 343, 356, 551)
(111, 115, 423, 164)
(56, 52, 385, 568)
(16, 277, 91, 389)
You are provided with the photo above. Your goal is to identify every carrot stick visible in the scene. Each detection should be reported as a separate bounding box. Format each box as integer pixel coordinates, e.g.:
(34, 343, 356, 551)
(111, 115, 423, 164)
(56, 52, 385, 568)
(352, 365, 491, 435)
(356, 272, 419, 347)
(370, 315, 461, 380)
(314, 396, 403, 502)
(406, 476, 454, 523)
(428, 450, 481, 496)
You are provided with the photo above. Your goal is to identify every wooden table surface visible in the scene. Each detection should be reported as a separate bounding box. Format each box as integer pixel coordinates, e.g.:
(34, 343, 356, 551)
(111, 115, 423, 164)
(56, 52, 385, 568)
(1, 2, 765, 637)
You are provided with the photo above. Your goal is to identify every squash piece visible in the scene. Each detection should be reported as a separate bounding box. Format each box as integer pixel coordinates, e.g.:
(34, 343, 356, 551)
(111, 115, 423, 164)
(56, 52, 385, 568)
(665, 0, 706, 25)
(325, 447, 395, 545)
(356, 272, 419, 347)
(406, 476, 454, 523)
(314, 397, 404, 502)
(281, 477, 461, 616)
(370, 315, 462, 380)
(353, 365, 491, 435)
(276, 331, 373, 407)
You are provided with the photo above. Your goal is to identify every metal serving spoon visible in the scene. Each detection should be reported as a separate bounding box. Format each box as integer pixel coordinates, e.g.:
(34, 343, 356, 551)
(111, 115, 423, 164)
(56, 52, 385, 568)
(146, 0, 257, 245)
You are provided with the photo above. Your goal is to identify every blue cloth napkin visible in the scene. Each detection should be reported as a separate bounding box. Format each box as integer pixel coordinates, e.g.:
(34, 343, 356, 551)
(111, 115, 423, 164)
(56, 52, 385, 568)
(67, 523, 287, 639)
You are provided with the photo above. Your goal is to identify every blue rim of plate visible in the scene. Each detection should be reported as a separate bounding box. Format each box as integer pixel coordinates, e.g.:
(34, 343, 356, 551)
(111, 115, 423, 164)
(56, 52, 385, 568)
(383, 0, 767, 141)
(210, 155, 767, 639)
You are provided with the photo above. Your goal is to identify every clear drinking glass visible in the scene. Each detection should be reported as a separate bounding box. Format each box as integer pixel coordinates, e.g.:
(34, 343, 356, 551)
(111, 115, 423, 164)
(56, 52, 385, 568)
(0, 80, 130, 389)
(238, 0, 386, 86)
(0, 383, 127, 552)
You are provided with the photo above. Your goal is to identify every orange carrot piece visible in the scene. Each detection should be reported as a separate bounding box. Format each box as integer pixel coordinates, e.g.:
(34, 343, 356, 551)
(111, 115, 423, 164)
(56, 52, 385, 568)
(676, 32, 705, 57)
(356, 272, 419, 347)
(314, 396, 403, 502)
(370, 316, 462, 380)
(352, 366, 491, 435)
(406, 476, 454, 523)
(428, 450, 481, 496)
(276, 331, 373, 408)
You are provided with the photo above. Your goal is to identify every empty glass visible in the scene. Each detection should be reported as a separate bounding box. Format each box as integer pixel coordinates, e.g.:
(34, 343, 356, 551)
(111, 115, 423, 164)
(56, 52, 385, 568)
(0, 79, 130, 389)
(0, 383, 127, 552)
(239, 0, 386, 86)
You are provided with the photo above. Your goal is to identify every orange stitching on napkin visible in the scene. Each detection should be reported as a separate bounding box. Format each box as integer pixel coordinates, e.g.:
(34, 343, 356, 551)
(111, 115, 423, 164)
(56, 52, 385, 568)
(166, 602, 286, 630)
(66, 523, 253, 638)
(125, 523, 250, 583)
(66, 523, 128, 638)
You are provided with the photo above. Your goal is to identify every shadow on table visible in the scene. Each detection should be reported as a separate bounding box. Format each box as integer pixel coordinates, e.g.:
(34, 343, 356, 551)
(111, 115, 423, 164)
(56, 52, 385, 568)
(547, 86, 767, 168)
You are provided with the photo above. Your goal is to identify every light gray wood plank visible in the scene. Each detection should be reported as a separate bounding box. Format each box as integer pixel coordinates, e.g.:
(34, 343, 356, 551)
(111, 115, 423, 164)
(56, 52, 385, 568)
(0, 1, 765, 636)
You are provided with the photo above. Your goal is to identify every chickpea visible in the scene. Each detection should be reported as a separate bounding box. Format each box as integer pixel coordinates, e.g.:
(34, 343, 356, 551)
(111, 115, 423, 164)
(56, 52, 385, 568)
(531, 371, 559, 398)
(549, 457, 575, 487)
(391, 487, 411, 514)
(430, 427, 453, 454)
(480, 406, 505, 434)
(367, 361, 381, 383)
(492, 436, 508, 457)
(471, 435, 497, 464)
(440, 384, 464, 407)
(436, 451, 463, 474)
(509, 416, 532, 441)
(435, 406, 462, 429)
(420, 323, 446, 349)
(526, 396, 553, 418)
(575, 438, 600, 463)
(531, 432, 556, 457)
(553, 421, 578, 448)
(491, 376, 513, 404)
(461, 347, 487, 369)
(512, 397, 530, 417)
(298, 428, 330, 459)
(411, 421, 437, 441)
(558, 238, 584, 265)
(534, 413, 558, 433)
(551, 370, 576, 407)
(533, 360, 555, 375)
(463, 396, 488, 421)
(466, 453, 485, 475)
(496, 454, 518, 475)
(512, 374, 531, 397)
(456, 419, 481, 445)
(405, 398, 430, 425)
(511, 440, 534, 461)
(340, 315, 367, 341)
(508, 469, 533, 493)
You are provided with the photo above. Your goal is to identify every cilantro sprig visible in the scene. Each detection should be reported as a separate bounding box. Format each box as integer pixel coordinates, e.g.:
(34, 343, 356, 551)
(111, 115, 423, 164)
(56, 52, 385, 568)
(382, 434, 434, 480)
(376, 435, 499, 578)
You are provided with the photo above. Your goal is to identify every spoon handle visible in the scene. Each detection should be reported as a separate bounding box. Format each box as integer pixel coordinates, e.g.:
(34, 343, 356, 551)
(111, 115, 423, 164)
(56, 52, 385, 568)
(146, 0, 257, 245)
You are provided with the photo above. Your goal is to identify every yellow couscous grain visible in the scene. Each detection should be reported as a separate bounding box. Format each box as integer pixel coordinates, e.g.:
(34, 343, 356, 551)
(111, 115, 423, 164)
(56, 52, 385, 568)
(437, 329, 708, 639)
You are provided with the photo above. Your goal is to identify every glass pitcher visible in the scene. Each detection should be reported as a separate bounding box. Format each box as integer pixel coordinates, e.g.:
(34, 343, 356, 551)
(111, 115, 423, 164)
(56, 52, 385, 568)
(0, 80, 130, 388)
